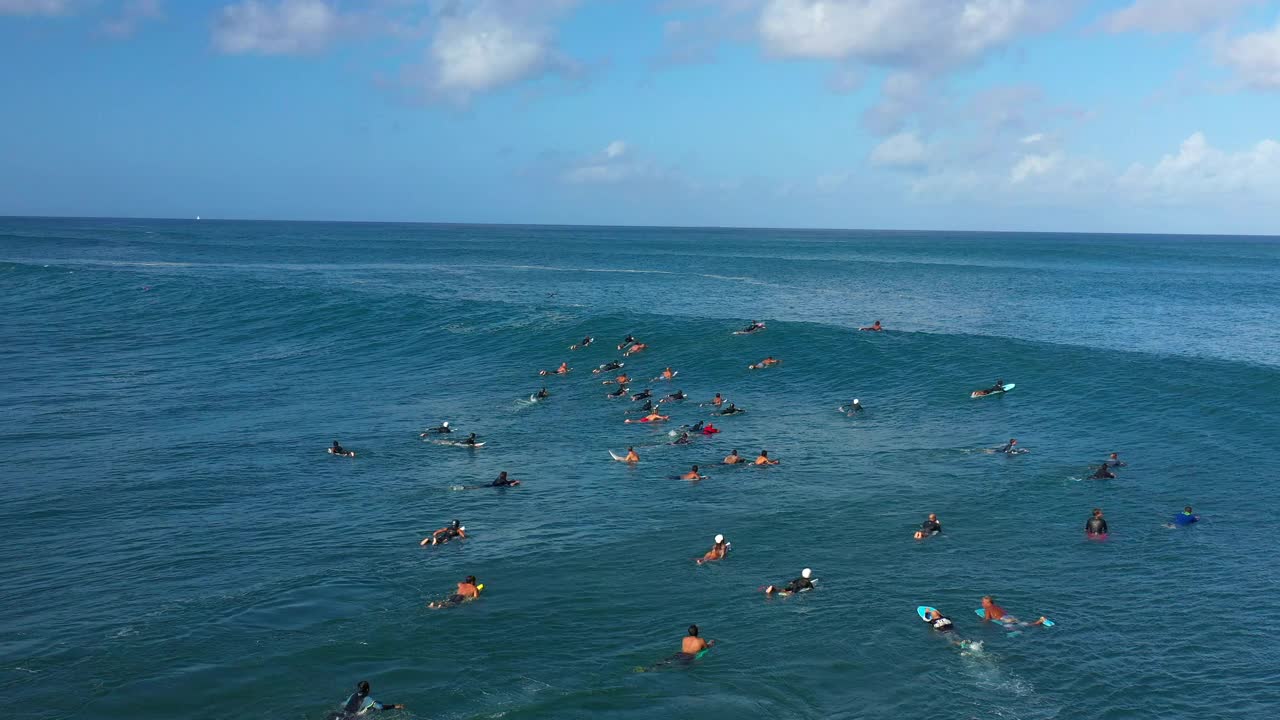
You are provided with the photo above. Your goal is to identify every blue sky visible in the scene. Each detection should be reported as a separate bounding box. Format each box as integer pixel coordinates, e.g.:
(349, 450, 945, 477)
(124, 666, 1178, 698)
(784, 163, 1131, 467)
(3, 0, 1280, 234)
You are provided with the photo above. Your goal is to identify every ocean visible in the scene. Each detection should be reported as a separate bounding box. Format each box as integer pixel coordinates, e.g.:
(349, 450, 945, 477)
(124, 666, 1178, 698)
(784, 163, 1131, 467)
(3, 217, 1279, 719)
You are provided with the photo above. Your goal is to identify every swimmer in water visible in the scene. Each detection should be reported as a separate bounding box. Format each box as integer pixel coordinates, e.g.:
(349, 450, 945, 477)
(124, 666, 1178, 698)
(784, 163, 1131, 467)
(1170, 506, 1199, 527)
(750, 356, 780, 369)
(428, 575, 481, 609)
(491, 471, 519, 487)
(535, 387, 550, 399)
(421, 519, 466, 546)
(659, 367, 676, 380)
(459, 433, 481, 446)
(661, 389, 687, 403)
(718, 403, 745, 415)
(919, 608, 979, 650)
(681, 624, 713, 655)
(859, 320, 883, 331)
(1106, 452, 1126, 467)
(604, 373, 630, 385)
(754, 449, 779, 465)
(421, 421, 451, 436)
(623, 447, 640, 463)
(539, 362, 570, 376)
(631, 388, 653, 402)
(607, 386, 628, 399)
(1086, 508, 1108, 536)
(633, 399, 656, 413)
(701, 422, 719, 435)
(672, 432, 692, 445)
(723, 449, 743, 464)
(997, 438, 1019, 454)
(576, 336, 593, 348)
(594, 360, 624, 374)
(618, 334, 636, 350)
(1090, 463, 1116, 479)
(679, 465, 705, 480)
(980, 595, 1047, 626)
(330, 440, 354, 457)
(763, 568, 814, 595)
(706, 393, 724, 407)
(624, 342, 648, 356)
(739, 320, 765, 333)
(696, 535, 729, 564)
(330, 680, 404, 718)
(625, 411, 670, 424)
(846, 398, 864, 413)
(914, 513, 942, 540)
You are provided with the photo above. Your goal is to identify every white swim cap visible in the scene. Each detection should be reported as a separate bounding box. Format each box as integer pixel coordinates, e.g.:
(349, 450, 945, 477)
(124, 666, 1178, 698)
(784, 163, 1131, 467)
(801, 568, 812, 578)
(442, 421, 449, 427)
(853, 399, 860, 404)
(714, 534, 724, 543)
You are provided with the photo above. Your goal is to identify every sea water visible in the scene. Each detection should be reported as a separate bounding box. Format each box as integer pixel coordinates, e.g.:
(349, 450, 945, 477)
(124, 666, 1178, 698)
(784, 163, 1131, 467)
(3, 218, 1279, 719)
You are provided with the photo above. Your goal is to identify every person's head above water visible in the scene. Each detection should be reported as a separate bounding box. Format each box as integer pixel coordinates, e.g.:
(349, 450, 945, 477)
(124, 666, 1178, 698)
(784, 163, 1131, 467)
(1184, 506, 1194, 513)
(333, 440, 340, 447)
(928, 513, 937, 521)
(690, 465, 699, 472)
(714, 534, 724, 544)
(464, 575, 476, 585)
(981, 595, 996, 607)
(1093, 507, 1103, 517)
(853, 398, 860, 404)
(688, 624, 699, 637)
(759, 450, 769, 457)
(1009, 438, 1018, 444)
(1109, 452, 1119, 459)
(442, 422, 449, 427)
(355, 680, 370, 696)
(451, 519, 460, 529)
(801, 568, 812, 579)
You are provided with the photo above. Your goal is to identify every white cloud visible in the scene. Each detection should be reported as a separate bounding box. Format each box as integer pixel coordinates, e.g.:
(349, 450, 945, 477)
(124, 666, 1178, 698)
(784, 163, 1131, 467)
(757, 0, 1060, 68)
(1221, 22, 1280, 90)
(101, 0, 163, 39)
(1119, 132, 1280, 200)
(1101, 0, 1260, 34)
(213, 0, 343, 55)
(1010, 152, 1061, 183)
(0, 0, 73, 14)
(1020, 133, 1044, 144)
(563, 140, 648, 184)
(870, 131, 927, 168)
(403, 1, 582, 103)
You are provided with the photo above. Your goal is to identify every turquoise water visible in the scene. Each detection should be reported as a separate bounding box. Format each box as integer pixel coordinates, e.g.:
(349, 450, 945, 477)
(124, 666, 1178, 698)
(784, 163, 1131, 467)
(3, 218, 1279, 719)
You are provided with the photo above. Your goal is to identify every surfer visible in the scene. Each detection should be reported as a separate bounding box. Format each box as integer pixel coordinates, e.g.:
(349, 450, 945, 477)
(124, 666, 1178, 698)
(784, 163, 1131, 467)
(577, 336, 593, 348)
(428, 575, 481, 609)
(859, 320, 883, 331)
(701, 423, 720, 435)
(539, 362, 570, 376)
(421, 421, 451, 436)
(914, 513, 942, 539)
(723, 449, 743, 464)
(679, 465, 705, 480)
(535, 387, 550, 399)
(718, 403, 745, 415)
(658, 367, 676, 380)
(329, 440, 354, 457)
(980, 596, 1047, 626)
(631, 388, 653, 401)
(705, 393, 724, 408)
(997, 438, 1019, 454)
(623, 447, 640, 463)
(618, 334, 637, 350)
(1086, 508, 1108, 536)
(973, 379, 1006, 397)
(1090, 463, 1116, 480)
(624, 342, 648, 356)
(1106, 452, 1126, 467)
(604, 373, 630, 385)
(739, 320, 766, 334)
(661, 389, 687, 403)
(607, 386, 628, 399)
(682, 624, 712, 654)
(846, 398, 864, 413)
(920, 607, 955, 632)
(421, 520, 466, 546)
(633, 399, 656, 413)
(763, 568, 814, 595)
(754, 450, 779, 465)
(329, 680, 404, 718)
(697, 535, 729, 564)
(491, 471, 519, 487)
(672, 432, 693, 445)
(749, 356, 780, 369)
(593, 360, 624, 374)
(459, 433, 481, 447)
(1170, 506, 1199, 527)
(625, 411, 670, 424)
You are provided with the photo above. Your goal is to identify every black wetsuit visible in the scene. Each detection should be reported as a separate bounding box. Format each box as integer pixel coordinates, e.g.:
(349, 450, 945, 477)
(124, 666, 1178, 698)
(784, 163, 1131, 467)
(600, 361, 623, 372)
(608, 387, 626, 398)
(330, 691, 395, 718)
(666, 392, 686, 401)
(638, 400, 655, 412)
(461, 436, 479, 446)
(1091, 466, 1115, 479)
(920, 519, 942, 535)
(689, 420, 705, 433)
(332, 445, 348, 455)
(632, 390, 652, 401)
(429, 426, 452, 434)
(434, 526, 462, 543)
(923, 613, 955, 632)
(781, 577, 814, 594)
(673, 434, 692, 445)
(1086, 517, 1108, 535)
(720, 405, 742, 415)
(536, 390, 549, 399)
(491, 476, 517, 487)
(999, 441, 1017, 454)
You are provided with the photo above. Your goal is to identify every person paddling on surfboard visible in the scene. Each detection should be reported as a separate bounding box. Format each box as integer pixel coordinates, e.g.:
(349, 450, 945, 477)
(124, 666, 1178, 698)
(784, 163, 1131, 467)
(428, 576, 481, 609)
(697, 535, 729, 564)
(421, 519, 466, 546)
(705, 393, 724, 408)
(679, 465, 705, 480)
(607, 386, 628, 399)
(623, 447, 640, 463)
(754, 449, 779, 465)
(1086, 508, 1108, 536)
(738, 320, 766, 334)
(921, 607, 955, 632)
(1090, 463, 1116, 479)
(998, 438, 1019, 454)
(535, 387, 550, 399)
(594, 360, 624, 374)
(1106, 452, 1126, 468)
(763, 568, 814, 595)
(846, 398, 864, 413)
(980, 596, 1047, 626)
(421, 421, 451, 436)
(859, 320, 883, 331)
(718, 403, 744, 415)
(491, 471, 519, 487)
(625, 411, 669, 424)
(914, 513, 942, 539)
(661, 389, 687, 403)
(604, 373, 630, 385)
(329, 440, 354, 457)
(672, 432, 693, 445)
(749, 356, 780, 370)
(631, 388, 653, 402)
(681, 625, 713, 656)
(973, 379, 1006, 397)
(459, 433, 481, 447)
(618, 334, 637, 350)
(330, 680, 404, 718)
(539, 362, 571, 376)
(624, 342, 648, 356)
(723, 449, 743, 464)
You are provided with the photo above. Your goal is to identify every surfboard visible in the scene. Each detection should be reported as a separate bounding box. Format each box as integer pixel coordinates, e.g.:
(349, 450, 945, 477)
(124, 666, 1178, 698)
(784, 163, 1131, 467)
(569, 337, 593, 350)
(609, 450, 636, 463)
(971, 383, 1016, 398)
(917, 606, 938, 621)
(733, 324, 765, 335)
(327, 448, 355, 457)
(445, 441, 484, 448)
(975, 607, 1054, 627)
